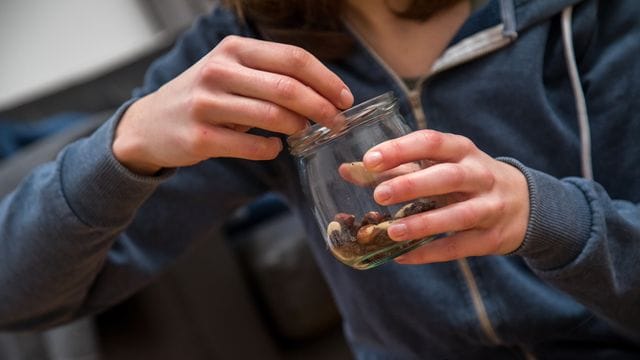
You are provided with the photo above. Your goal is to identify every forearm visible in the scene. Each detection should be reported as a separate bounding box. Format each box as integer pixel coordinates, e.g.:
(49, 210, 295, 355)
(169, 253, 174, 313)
(0, 104, 171, 330)
(507, 159, 640, 339)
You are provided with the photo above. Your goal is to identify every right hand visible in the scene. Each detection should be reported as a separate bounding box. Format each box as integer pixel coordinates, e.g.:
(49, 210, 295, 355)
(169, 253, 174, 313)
(112, 35, 354, 175)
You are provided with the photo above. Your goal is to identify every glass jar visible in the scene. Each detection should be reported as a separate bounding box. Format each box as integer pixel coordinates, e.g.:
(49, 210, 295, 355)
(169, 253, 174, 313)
(287, 92, 447, 270)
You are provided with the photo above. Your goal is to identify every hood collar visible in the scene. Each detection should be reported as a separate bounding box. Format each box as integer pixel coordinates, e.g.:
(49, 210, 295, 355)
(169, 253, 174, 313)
(511, 0, 586, 32)
(455, 0, 587, 44)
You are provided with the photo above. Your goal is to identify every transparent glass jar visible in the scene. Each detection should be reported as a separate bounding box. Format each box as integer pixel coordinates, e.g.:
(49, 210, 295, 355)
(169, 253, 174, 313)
(288, 92, 446, 270)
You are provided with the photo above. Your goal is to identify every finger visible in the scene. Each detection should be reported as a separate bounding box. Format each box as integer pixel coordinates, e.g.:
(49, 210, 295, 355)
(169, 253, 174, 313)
(394, 229, 496, 264)
(338, 161, 422, 187)
(373, 162, 493, 205)
(386, 198, 491, 242)
(201, 94, 309, 135)
(214, 64, 344, 128)
(194, 124, 283, 160)
(234, 38, 354, 109)
(363, 130, 475, 172)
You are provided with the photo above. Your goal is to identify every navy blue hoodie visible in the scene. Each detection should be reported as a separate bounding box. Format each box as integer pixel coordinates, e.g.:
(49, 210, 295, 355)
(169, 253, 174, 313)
(1, 0, 639, 358)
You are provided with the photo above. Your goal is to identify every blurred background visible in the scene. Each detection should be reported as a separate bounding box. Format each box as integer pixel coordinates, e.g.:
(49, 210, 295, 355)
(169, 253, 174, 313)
(0, 1, 351, 359)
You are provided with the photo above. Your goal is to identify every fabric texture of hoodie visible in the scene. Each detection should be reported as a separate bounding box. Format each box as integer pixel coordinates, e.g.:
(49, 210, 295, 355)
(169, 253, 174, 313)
(1, 0, 639, 358)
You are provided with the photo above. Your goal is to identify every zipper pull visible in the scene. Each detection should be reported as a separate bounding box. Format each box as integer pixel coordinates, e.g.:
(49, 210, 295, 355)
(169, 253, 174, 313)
(409, 90, 427, 130)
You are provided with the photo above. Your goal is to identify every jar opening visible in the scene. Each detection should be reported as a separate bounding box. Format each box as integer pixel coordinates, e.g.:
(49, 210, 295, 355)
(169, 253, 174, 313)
(287, 92, 397, 157)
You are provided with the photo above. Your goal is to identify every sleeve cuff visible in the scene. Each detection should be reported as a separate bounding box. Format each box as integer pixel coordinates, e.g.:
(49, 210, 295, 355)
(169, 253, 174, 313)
(60, 99, 176, 228)
(497, 157, 593, 271)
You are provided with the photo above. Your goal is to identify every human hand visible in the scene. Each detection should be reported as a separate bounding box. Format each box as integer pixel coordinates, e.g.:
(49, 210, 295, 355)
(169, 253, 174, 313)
(113, 36, 354, 175)
(361, 130, 530, 264)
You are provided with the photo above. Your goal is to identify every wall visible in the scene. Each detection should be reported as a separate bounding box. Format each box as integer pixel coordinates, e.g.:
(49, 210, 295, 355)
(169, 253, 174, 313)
(0, 0, 164, 111)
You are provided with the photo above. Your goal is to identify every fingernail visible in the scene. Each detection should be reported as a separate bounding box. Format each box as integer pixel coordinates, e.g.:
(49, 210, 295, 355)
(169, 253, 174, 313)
(340, 88, 354, 109)
(363, 151, 383, 169)
(374, 184, 392, 202)
(388, 223, 407, 240)
(394, 255, 408, 263)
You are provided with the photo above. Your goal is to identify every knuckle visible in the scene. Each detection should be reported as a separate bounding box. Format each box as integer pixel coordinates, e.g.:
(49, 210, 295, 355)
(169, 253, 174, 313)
(289, 119, 308, 134)
(477, 166, 496, 189)
(284, 119, 306, 135)
(316, 102, 336, 122)
(420, 129, 443, 150)
(388, 139, 404, 160)
(396, 175, 417, 198)
(457, 135, 476, 153)
(186, 94, 209, 119)
(219, 35, 242, 52)
(274, 77, 297, 100)
(413, 214, 431, 237)
(444, 164, 466, 188)
(262, 102, 280, 125)
(488, 197, 507, 218)
(458, 205, 480, 229)
(402, 215, 430, 239)
(246, 138, 281, 160)
(262, 104, 302, 134)
(286, 46, 312, 68)
(200, 62, 230, 82)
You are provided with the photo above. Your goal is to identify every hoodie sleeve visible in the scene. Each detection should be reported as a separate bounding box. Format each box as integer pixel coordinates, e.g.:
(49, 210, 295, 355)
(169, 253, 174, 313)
(507, 0, 640, 339)
(0, 7, 275, 330)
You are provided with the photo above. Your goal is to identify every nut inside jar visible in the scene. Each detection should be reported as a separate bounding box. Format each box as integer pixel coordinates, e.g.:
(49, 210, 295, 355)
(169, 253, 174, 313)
(326, 198, 439, 268)
(288, 92, 446, 270)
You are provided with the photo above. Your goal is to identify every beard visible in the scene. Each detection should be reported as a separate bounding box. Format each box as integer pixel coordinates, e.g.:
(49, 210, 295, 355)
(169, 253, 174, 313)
(386, 0, 468, 21)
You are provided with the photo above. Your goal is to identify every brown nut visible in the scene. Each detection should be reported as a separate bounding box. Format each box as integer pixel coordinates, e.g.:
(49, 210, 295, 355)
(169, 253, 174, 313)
(394, 198, 437, 219)
(327, 221, 354, 247)
(334, 213, 356, 228)
(361, 211, 385, 226)
(327, 220, 341, 235)
(356, 224, 379, 245)
(356, 221, 392, 245)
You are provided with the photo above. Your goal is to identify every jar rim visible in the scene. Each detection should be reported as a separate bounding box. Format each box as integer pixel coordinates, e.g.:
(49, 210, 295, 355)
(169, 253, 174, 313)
(287, 92, 397, 157)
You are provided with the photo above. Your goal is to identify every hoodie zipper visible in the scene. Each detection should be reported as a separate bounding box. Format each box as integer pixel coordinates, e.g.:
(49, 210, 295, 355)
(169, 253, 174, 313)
(408, 87, 428, 130)
(343, 25, 430, 129)
(347, 23, 512, 129)
(457, 258, 502, 345)
(345, 22, 517, 346)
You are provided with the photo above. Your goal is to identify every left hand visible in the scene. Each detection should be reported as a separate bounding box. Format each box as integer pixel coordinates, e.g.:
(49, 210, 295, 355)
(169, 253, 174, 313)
(362, 129, 530, 264)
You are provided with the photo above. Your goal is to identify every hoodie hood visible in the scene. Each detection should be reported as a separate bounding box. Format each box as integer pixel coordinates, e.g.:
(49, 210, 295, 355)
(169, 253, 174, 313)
(512, 0, 585, 31)
(458, 0, 587, 41)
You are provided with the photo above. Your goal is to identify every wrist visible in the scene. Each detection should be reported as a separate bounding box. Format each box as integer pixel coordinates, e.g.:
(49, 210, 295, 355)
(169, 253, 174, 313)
(112, 98, 163, 176)
(503, 164, 530, 254)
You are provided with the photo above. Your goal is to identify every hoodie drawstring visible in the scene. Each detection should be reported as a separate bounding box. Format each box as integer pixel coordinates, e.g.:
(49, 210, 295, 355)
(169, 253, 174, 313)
(561, 6, 593, 180)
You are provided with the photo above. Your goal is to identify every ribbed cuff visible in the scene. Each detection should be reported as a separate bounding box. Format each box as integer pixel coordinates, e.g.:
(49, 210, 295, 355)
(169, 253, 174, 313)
(60, 99, 175, 228)
(498, 157, 592, 271)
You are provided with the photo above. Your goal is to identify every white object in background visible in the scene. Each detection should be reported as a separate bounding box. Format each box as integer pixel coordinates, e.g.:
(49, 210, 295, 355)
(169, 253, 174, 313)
(0, 0, 158, 111)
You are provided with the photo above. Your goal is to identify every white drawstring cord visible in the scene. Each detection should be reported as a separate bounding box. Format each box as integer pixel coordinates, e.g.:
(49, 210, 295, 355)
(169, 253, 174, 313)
(561, 6, 593, 180)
